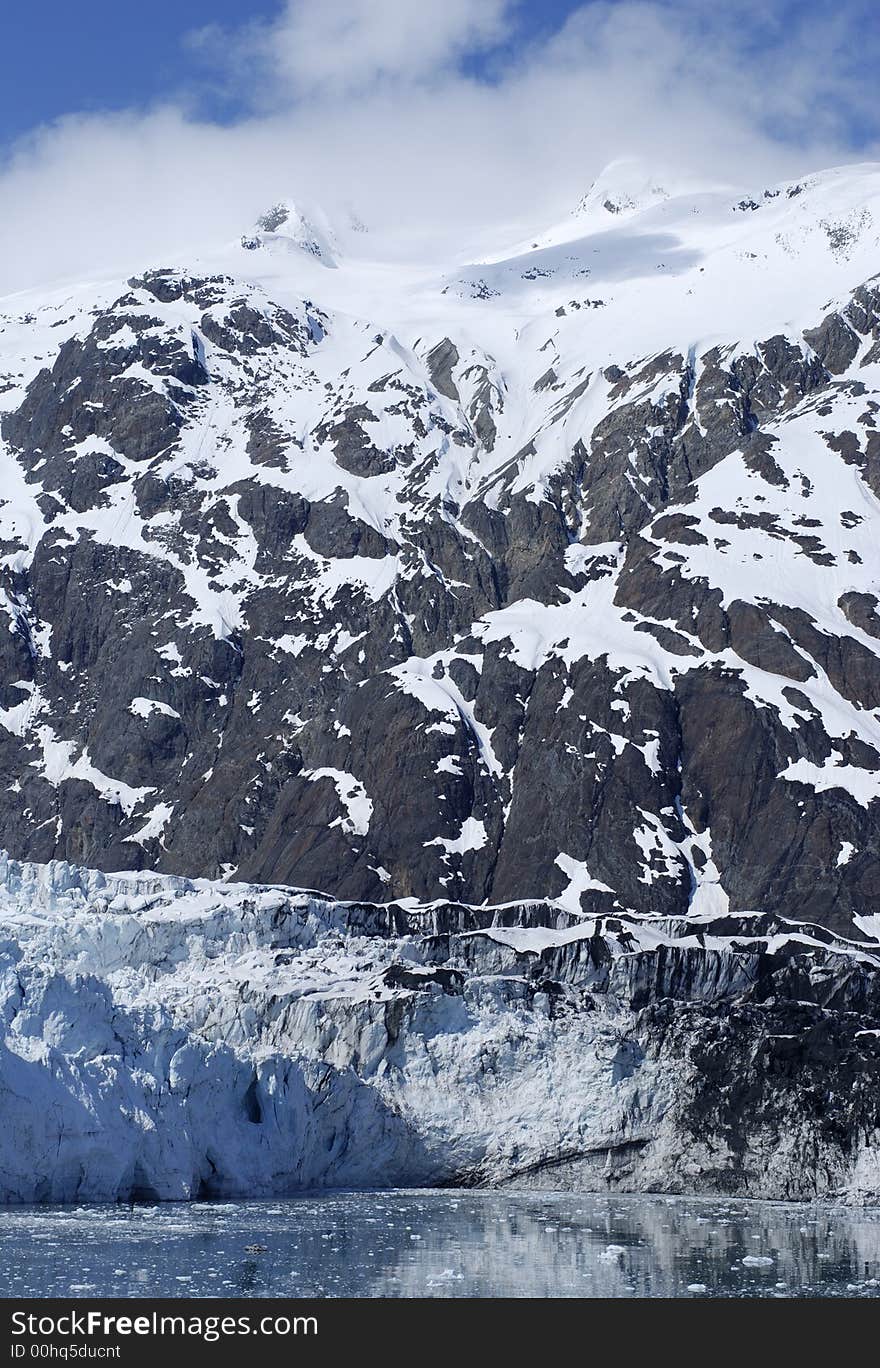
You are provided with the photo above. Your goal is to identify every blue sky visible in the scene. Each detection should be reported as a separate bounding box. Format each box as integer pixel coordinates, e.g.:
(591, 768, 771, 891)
(1, 1, 276, 140)
(0, 1, 877, 293)
(2, 1, 585, 145)
(10, 1, 876, 150)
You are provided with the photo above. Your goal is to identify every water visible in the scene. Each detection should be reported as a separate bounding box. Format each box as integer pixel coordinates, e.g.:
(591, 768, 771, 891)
(2, 1190, 879, 1298)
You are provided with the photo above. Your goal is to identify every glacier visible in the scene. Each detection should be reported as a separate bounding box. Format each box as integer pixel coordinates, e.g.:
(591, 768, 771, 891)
(0, 852, 878, 1205)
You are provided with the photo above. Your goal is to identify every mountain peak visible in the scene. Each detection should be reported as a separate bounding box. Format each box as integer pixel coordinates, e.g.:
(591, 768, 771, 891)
(240, 198, 339, 268)
(574, 158, 674, 219)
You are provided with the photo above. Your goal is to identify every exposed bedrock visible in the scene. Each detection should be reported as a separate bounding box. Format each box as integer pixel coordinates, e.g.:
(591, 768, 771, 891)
(0, 264, 878, 936)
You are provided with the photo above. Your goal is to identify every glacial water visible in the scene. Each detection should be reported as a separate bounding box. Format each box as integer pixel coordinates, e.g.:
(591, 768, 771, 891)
(2, 1190, 879, 1298)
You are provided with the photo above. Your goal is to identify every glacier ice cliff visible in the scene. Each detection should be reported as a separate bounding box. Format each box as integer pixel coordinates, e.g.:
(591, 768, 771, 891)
(0, 854, 878, 1205)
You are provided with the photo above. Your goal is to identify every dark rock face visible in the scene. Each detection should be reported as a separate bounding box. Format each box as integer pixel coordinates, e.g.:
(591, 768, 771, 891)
(0, 261, 878, 941)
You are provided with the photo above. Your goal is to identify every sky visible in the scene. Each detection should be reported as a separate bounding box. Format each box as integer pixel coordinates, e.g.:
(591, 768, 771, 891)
(0, 0, 878, 294)
(0, 1, 590, 139)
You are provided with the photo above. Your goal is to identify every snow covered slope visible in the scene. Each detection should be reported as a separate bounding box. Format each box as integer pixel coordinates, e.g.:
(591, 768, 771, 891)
(0, 853, 878, 1203)
(0, 159, 879, 937)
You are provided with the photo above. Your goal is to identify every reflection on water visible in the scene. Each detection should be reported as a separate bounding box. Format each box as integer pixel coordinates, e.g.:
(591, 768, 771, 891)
(2, 1190, 879, 1298)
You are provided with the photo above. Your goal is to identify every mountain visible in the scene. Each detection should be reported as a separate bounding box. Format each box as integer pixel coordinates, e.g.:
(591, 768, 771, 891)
(239, 199, 341, 266)
(1, 160, 878, 931)
(0, 161, 879, 1202)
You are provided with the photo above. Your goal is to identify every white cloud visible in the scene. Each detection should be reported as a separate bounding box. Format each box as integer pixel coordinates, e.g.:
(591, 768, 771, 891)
(0, 0, 876, 295)
(201, 0, 517, 96)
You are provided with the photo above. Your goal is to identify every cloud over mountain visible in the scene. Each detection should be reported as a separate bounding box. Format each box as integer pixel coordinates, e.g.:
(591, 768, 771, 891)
(0, 1, 878, 294)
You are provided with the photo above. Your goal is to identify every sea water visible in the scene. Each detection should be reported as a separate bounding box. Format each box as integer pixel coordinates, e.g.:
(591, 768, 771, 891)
(2, 1190, 879, 1298)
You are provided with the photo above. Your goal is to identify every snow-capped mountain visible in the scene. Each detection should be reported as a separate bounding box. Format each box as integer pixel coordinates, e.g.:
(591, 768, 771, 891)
(1, 159, 877, 935)
(240, 199, 341, 266)
(1, 159, 880, 1202)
